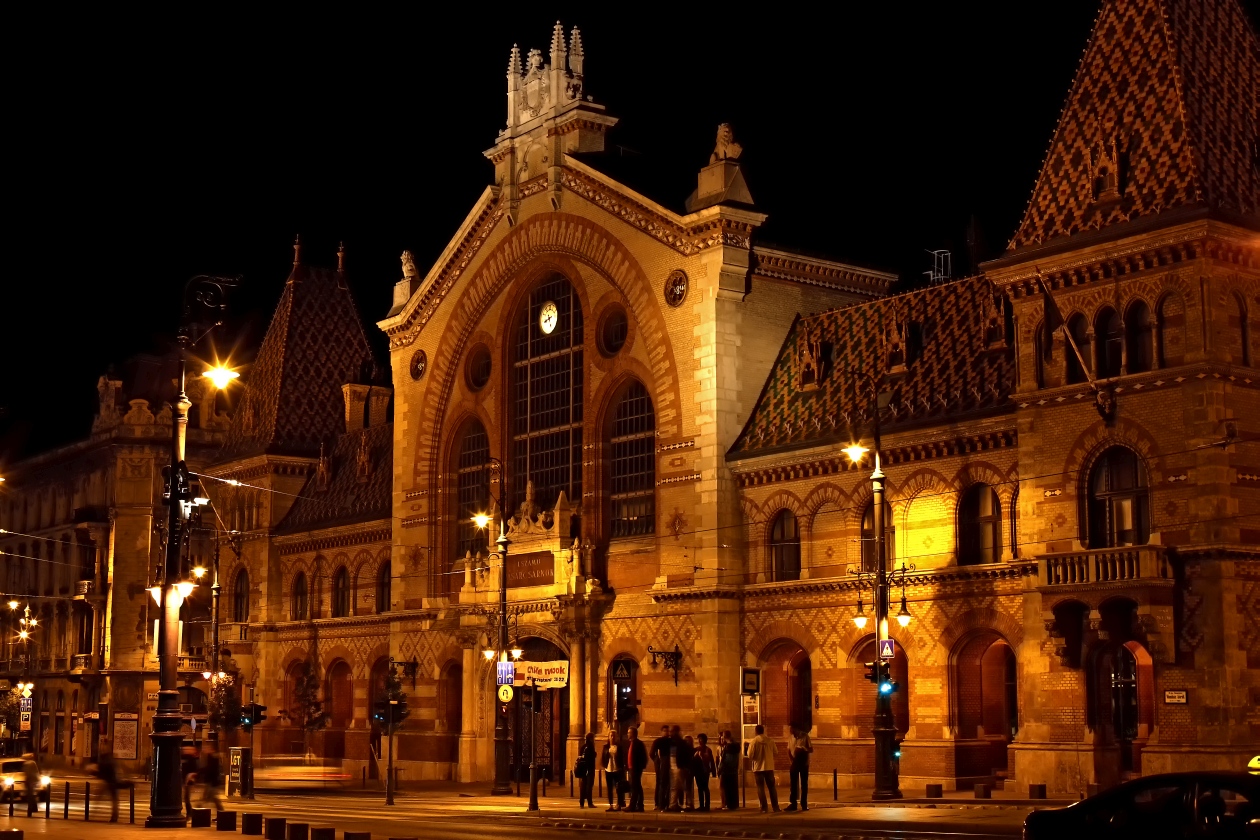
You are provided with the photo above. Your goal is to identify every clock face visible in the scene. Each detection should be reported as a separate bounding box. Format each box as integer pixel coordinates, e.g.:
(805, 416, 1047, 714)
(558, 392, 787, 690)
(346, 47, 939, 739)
(409, 349, 427, 380)
(664, 270, 689, 307)
(539, 300, 559, 335)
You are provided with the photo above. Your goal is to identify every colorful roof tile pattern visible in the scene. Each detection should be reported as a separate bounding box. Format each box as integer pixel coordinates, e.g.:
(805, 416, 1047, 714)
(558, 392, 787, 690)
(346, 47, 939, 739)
(1009, 0, 1259, 250)
(729, 275, 1015, 457)
(275, 422, 393, 533)
(218, 264, 376, 462)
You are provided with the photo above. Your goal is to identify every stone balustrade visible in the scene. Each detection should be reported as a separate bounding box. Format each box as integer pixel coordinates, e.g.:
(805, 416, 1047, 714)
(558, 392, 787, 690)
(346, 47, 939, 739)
(1040, 545, 1169, 587)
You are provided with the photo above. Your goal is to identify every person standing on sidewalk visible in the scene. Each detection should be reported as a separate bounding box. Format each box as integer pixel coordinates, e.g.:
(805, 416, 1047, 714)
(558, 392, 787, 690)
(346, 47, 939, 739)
(649, 725, 671, 811)
(749, 724, 780, 813)
(21, 753, 40, 816)
(668, 729, 693, 812)
(96, 743, 121, 822)
(786, 725, 813, 812)
(600, 730, 624, 811)
(625, 726, 648, 812)
(718, 731, 740, 810)
(577, 732, 597, 808)
(693, 733, 715, 812)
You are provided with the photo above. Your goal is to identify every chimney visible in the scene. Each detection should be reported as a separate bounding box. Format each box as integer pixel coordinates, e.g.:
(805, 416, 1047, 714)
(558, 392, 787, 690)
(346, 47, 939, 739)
(342, 384, 392, 433)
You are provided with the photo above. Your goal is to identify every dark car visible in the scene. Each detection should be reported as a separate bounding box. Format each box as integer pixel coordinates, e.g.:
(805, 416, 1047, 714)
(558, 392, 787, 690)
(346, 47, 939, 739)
(1023, 771, 1259, 839)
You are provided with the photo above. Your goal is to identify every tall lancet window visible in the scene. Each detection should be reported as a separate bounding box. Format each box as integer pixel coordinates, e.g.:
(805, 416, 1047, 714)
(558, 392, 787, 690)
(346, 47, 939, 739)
(609, 380, 655, 538)
(455, 420, 491, 566)
(512, 275, 583, 534)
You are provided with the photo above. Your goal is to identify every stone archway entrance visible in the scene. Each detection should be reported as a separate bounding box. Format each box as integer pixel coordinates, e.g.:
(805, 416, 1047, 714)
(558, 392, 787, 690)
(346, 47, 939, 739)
(952, 631, 1017, 783)
(510, 637, 570, 782)
(763, 640, 812, 738)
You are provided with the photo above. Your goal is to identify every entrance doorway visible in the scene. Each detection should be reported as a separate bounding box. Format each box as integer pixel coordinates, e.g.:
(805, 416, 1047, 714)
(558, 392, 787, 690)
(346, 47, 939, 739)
(608, 657, 639, 736)
(762, 641, 812, 737)
(952, 632, 1017, 781)
(509, 638, 569, 781)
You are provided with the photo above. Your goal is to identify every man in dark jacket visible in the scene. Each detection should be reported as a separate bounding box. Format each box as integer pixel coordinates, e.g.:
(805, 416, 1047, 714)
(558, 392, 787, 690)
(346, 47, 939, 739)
(648, 725, 671, 811)
(667, 726, 694, 811)
(625, 726, 649, 812)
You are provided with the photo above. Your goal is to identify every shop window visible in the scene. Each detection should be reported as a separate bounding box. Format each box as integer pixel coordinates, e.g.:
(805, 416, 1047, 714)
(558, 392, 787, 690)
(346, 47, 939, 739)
(1087, 447, 1149, 547)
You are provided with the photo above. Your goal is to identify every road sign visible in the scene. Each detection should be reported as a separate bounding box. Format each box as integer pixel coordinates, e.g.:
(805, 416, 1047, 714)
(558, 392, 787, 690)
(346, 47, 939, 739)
(878, 639, 895, 660)
(497, 684, 514, 703)
(611, 661, 631, 681)
(19, 711, 30, 732)
(496, 661, 514, 686)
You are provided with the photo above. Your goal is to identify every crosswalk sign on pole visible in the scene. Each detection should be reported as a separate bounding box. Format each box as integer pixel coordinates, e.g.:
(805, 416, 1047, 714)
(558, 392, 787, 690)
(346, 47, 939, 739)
(878, 639, 895, 660)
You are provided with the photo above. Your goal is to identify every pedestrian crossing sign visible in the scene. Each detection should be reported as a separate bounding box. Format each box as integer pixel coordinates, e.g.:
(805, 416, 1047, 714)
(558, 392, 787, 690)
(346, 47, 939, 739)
(879, 639, 895, 660)
(611, 661, 631, 681)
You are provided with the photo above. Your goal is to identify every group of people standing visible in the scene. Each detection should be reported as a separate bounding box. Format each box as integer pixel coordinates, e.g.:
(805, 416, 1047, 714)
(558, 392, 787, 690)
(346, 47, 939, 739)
(572, 722, 813, 815)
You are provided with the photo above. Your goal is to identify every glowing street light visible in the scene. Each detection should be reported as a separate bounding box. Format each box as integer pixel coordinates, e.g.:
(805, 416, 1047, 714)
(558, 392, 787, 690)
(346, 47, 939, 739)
(202, 366, 240, 390)
(897, 594, 912, 627)
(192, 566, 207, 579)
(843, 443, 869, 464)
(472, 513, 492, 530)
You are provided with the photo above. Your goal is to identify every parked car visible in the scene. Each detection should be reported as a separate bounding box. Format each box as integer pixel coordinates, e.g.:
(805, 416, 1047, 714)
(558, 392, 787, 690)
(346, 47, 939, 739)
(1023, 771, 1259, 839)
(252, 755, 351, 791)
(0, 759, 51, 803)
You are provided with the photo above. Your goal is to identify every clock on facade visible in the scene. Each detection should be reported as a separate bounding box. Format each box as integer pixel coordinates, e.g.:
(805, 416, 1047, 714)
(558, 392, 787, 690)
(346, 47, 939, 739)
(539, 300, 559, 334)
(664, 270, 689, 307)
(409, 349, 427, 380)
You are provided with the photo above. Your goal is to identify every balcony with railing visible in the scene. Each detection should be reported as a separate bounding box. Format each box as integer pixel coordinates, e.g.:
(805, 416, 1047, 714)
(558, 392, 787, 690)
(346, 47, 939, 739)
(70, 653, 98, 674)
(73, 579, 99, 600)
(1039, 546, 1171, 589)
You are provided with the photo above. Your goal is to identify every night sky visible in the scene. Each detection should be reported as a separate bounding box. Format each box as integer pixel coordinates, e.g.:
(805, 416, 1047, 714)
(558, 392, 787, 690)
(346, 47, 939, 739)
(5, 4, 1255, 462)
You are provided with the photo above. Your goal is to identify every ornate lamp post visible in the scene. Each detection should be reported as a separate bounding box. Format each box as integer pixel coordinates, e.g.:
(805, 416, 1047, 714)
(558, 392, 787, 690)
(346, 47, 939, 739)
(472, 457, 514, 795)
(147, 275, 237, 828)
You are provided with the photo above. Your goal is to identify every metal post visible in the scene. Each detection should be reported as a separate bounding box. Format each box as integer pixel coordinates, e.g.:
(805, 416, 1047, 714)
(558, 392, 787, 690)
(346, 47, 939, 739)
(63, 781, 68, 818)
(492, 512, 513, 795)
(385, 700, 396, 806)
(527, 682, 539, 812)
(869, 408, 901, 801)
(246, 684, 256, 800)
(210, 535, 221, 745)
(85, 781, 90, 821)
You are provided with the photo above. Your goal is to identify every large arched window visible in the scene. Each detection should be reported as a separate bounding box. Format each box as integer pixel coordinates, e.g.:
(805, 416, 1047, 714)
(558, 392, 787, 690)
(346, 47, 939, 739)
(609, 381, 655, 538)
(958, 484, 1001, 566)
(291, 572, 308, 621)
(860, 500, 895, 572)
(1087, 447, 1149, 548)
(454, 420, 490, 570)
(512, 275, 583, 534)
(1095, 308, 1123, 379)
(768, 510, 801, 582)
(1065, 313, 1091, 384)
(232, 569, 249, 623)
(332, 567, 350, 618)
(376, 561, 391, 614)
(1125, 301, 1153, 374)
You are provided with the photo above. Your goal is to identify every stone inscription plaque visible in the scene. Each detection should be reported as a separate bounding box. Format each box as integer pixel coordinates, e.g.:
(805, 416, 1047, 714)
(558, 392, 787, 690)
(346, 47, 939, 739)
(507, 551, 555, 588)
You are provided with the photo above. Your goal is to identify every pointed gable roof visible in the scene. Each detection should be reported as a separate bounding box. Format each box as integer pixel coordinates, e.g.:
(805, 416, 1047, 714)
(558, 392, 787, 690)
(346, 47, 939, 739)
(729, 275, 1015, 458)
(1008, 0, 1259, 251)
(218, 263, 376, 462)
(274, 423, 393, 534)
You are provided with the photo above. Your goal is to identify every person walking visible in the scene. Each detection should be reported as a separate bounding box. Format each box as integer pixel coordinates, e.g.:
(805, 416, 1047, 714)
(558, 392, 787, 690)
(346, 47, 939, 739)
(600, 730, 624, 811)
(649, 725, 671, 811)
(200, 745, 225, 812)
(21, 753, 40, 816)
(694, 733, 715, 812)
(668, 729, 693, 812)
(625, 726, 648, 812)
(749, 724, 780, 813)
(786, 725, 813, 812)
(181, 743, 199, 815)
(577, 732, 597, 808)
(96, 742, 121, 822)
(719, 731, 740, 810)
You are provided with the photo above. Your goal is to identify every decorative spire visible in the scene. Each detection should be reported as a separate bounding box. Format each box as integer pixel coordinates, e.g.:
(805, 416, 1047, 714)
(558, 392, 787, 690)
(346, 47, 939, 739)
(507, 43, 521, 77)
(550, 20, 565, 61)
(337, 241, 346, 273)
(292, 234, 302, 266)
(569, 27, 584, 76)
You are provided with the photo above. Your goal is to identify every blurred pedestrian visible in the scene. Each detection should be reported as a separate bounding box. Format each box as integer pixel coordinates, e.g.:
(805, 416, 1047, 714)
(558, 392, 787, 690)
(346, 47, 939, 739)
(600, 730, 624, 811)
(625, 726, 648, 812)
(667, 726, 693, 812)
(749, 724, 779, 813)
(21, 753, 39, 816)
(786, 725, 813, 812)
(694, 733, 715, 812)
(200, 744, 224, 812)
(718, 731, 740, 810)
(577, 732, 597, 807)
(96, 742, 121, 822)
(181, 743, 199, 815)
(649, 725, 671, 811)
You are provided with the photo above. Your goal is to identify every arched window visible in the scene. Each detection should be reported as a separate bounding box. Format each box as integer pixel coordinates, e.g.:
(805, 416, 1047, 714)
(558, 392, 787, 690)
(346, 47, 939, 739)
(1233, 291, 1252, 367)
(860, 500, 895, 572)
(1156, 292, 1185, 368)
(291, 573, 308, 621)
(1033, 322, 1046, 388)
(1087, 447, 1149, 547)
(1095, 308, 1123, 379)
(454, 420, 490, 571)
(332, 567, 350, 618)
(232, 569, 249, 623)
(1125, 301, 1153, 374)
(958, 484, 1001, 565)
(376, 561, 391, 614)
(1066, 313, 1091, 384)
(512, 275, 583, 535)
(768, 510, 801, 582)
(609, 381, 656, 538)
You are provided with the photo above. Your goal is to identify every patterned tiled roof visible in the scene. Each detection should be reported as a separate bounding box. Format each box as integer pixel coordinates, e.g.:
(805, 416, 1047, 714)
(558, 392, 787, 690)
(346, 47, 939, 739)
(729, 275, 1015, 457)
(217, 264, 376, 462)
(1009, 0, 1260, 250)
(275, 422, 393, 533)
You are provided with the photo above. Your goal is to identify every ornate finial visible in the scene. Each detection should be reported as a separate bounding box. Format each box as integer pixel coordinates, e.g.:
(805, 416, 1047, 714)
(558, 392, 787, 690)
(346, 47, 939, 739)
(337, 241, 346, 273)
(292, 234, 302, 266)
(569, 27, 584, 76)
(709, 123, 743, 164)
(508, 43, 522, 76)
(550, 20, 565, 59)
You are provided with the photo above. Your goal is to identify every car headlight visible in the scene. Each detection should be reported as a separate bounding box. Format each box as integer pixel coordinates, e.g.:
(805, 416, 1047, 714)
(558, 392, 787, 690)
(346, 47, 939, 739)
(39, 775, 51, 787)
(2, 778, 12, 787)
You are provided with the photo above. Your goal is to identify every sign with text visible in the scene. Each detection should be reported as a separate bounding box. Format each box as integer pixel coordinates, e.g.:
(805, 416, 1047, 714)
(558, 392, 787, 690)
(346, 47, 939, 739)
(496, 661, 515, 686)
(741, 667, 761, 696)
(113, 716, 138, 760)
(1164, 690, 1188, 705)
(514, 659, 569, 689)
(507, 551, 555, 588)
(878, 639, 896, 660)
(19, 711, 30, 732)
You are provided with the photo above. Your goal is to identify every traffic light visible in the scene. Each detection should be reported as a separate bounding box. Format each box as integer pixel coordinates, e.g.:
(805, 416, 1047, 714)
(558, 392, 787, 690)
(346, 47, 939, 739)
(878, 663, 898, 695)
(253, 704, 268, 725)
(863, 662, 879, 684)
(371, 698, 388, 726)
(240, 703, 267, 731)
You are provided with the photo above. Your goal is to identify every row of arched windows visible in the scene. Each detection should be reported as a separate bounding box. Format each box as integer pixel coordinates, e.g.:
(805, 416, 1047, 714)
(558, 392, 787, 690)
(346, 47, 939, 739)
(762, 445, 1150, 582)
(231, 562, 393, 624)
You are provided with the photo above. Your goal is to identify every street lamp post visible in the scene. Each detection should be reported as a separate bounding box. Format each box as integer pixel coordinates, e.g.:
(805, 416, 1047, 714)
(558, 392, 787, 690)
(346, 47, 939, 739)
(148, 275, 237, 828)
(473, 457, 513, 796)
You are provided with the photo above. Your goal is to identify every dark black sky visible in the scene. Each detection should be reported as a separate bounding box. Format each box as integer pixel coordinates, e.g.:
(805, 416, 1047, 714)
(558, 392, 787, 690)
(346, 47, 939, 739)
(4, 3, 1254, 462)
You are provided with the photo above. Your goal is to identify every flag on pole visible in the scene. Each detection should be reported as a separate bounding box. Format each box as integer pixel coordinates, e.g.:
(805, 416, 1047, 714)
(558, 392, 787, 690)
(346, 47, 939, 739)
(1038, 268, 1093, 385)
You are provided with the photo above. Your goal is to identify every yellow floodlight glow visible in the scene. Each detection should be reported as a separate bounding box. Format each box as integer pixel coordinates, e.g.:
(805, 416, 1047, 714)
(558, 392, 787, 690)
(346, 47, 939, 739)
(18, 631, 28, 641)
(192, 566, 207, 579)
(472, 513, 492, 530)
(896, 595, 912, 627)
(176, 581, 195, 599)
(203, 366, 240, 390)
(843, 443, 869, 464)
(510, 647, 523, 660)
(483, 648, 496, 661)
(148, 586, 162, 606)
(6, 601, 17, 611)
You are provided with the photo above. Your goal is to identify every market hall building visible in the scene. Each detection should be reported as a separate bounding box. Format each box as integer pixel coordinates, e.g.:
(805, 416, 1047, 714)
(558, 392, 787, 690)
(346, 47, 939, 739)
(3, 0, 1257, 798)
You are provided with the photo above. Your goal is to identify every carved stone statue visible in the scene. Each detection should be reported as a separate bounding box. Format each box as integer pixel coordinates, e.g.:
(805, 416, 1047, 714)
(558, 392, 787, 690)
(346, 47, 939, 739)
(355, 433, 371, 482)
(315, 442, 330, 491)
(795, 325, 824, 391)
(709, 123, 743, 164)
(400, 251, 418, 281)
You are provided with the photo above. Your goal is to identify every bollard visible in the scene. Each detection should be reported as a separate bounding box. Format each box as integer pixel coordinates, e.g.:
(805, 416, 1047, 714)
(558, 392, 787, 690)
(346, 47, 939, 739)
(63, 782, 69, 819)
(241, 812, 264, 835)
(264, 816, 287, 840)
(130, 784, 135, 824)
(216, 810, 238, 831)
(362, 767, 366, 789)
(44, 789, 48, 819)
(190, 808, 213, 828)
(833, 768, 837, 800)
(926, 783, 944, 798)
(542, 776, 547, 797)
(1086, 783, 1101, 798)
(310, 828, 335, 840)
(84, 782, 90, 821)
(9, 792, 13, 817)
(287, 822, 309, 840)
(1028, 783, 1047, 800)
(974, 783, 991, 799)
(0, 829, 23, 839)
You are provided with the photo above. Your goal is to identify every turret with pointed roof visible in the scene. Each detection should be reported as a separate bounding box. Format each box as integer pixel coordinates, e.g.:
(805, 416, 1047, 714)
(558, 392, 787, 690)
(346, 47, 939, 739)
(1006, 0, 1258, 253)
(217, 243, 376, 463)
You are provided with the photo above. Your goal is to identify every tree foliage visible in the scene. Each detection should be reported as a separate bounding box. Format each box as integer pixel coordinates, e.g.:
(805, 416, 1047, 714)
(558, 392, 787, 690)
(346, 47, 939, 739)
(374, 665, 410, 735)
(208, 673, 241, 733)
(293, 660, 329, 733)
